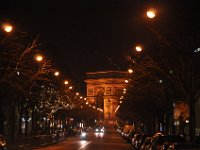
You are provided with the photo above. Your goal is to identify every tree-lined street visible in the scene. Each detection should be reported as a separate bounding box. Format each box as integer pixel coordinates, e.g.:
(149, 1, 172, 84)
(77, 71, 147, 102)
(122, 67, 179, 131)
(1, 1, 200, 149)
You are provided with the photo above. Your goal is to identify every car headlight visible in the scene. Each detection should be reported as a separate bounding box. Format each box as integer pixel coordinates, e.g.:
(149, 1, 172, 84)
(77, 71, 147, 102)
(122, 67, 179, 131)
(81, 132, 87, 137)
(95, 129, 99, 132)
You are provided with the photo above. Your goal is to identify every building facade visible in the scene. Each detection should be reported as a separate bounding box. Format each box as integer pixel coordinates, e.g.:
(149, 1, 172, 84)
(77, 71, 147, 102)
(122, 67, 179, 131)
(84, 71, 129, 126)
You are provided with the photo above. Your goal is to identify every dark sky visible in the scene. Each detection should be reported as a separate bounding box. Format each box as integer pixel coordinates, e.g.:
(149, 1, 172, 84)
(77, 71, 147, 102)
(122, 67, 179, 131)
(1, 0, 154, 79)
(1, 0, 199, 86)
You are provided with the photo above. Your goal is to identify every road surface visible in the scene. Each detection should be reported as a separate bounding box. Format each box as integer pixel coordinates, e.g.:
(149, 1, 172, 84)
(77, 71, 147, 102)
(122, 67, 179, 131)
(34, 128, 133, 150)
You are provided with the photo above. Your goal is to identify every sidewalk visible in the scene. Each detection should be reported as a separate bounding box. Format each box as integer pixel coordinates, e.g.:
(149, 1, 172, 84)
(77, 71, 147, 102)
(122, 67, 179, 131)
(7, 132, 67, 150)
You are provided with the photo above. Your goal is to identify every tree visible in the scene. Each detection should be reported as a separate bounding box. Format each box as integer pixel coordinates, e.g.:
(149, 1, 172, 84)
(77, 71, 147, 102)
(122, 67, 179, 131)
(118, 0, 200, 140)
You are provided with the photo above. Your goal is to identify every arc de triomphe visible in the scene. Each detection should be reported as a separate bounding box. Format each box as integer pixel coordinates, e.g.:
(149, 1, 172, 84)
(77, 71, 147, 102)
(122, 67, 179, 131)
(84, 71, 129, 126)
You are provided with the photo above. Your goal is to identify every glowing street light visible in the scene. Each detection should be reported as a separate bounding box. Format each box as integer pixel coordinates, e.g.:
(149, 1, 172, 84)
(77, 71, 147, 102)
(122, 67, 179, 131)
(2, 23, 13, 33)
(135, 46, 143, 52)
(64, 80, 69, 85)
(146, 10, 156, 19)
(54, 71, 60, 76)
(35, 54, 43, 62)
(125, 79, 129, 83)
(128, 68, 133, 74)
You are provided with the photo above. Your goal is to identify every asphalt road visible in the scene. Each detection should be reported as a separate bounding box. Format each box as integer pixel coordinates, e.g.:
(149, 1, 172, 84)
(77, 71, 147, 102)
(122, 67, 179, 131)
(34, 128, 133, 150)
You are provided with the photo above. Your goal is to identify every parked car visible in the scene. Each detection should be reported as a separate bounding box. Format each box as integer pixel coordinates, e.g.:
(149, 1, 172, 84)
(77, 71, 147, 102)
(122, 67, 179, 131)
(0, 135, 6, 150)
(126, 130, 140, 143)
(136, 133, 152, 150)
(121, 124, 134, 138)
(117, 126, 123, 134)
(122, 129, 130, 139)
(123, 129, 131, 140)
(131, 132, 143, 148)
(148, 133, 187, 150)
(140, 137, 152, 150)
(167, 143, 200, 150)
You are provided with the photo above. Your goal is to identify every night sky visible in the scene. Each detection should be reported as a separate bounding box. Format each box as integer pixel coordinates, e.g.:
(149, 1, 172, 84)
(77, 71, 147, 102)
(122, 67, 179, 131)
(1, 0, 199, 86)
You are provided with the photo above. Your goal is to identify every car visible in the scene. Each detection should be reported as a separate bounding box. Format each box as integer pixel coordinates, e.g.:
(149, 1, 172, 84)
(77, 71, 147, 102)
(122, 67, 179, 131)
(80, 131, 88, 140)
(137, 133, 152, 149)
(148, 133, 187, 150)
(95, 126, 105, 133)
(128, 130, 141, 143)
(132, 133, 151, 149)
(0, 135, 6, 150)
(167, 143, 200, 150)
(140, 136, 152, 150)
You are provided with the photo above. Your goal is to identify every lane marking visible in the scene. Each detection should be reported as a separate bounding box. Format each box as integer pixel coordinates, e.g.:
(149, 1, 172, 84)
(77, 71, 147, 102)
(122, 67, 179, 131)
(78, 141, 91, 150)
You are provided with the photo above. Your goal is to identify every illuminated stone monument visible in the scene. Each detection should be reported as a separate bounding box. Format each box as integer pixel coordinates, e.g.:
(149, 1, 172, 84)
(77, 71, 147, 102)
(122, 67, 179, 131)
(85, 71, 129, 126)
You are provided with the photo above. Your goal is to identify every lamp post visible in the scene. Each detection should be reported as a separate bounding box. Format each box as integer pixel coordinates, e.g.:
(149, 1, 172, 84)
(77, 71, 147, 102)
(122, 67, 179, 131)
(54, 71, 60, 77)
(135, 45, 143, 52)
(35, 54, 43, 62)
(0, 23, 13, 45)
(2, 23, 13, 33)
(146, 9, 156, 19)
(128, 68, 133, 74)
(64, 80, 69, 85)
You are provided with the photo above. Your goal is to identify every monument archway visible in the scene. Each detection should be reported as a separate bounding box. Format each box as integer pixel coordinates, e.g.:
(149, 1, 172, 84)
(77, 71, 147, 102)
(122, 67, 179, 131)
(85, 71, 129, 126)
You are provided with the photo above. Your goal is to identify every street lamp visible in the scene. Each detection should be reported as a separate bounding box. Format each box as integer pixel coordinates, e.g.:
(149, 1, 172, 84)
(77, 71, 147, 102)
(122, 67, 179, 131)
(64, 80, 69, 85)
(54, 71, 60, 76)
(2, 23, 13, 33)
(124, 79, 129, 83)
(128, 68, 133, 74)
(146, 9, 156, 19)
(135, 45, 143, 52)
(35, 54, 43, 62)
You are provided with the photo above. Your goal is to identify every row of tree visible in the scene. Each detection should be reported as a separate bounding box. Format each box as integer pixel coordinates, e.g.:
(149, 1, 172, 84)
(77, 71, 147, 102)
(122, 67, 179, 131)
(0, 29, 99, 144)
(117, 1, 200, 142)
